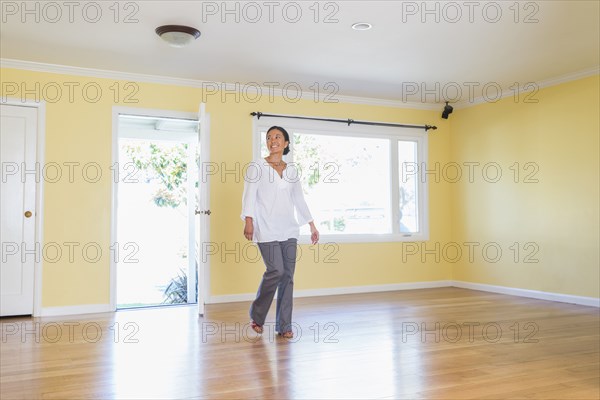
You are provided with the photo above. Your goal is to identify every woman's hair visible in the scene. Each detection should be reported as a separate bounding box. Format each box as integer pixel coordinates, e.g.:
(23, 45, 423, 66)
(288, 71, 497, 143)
(266, 126, 290, 155)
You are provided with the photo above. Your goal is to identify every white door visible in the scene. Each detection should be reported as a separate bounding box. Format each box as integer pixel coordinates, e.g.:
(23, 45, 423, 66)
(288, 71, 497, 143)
(1, 104, 37, 316)
(197, 103, 210, 316)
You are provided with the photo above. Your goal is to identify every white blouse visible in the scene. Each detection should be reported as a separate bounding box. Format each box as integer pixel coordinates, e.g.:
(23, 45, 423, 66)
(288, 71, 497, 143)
(241, 158, 313, 243)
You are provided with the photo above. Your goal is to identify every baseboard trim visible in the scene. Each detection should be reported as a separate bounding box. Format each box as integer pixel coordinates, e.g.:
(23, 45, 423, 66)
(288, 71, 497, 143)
(295, 280, 453, 298)
(207, 293, 256, 304)
(207, 280, 453, 304)
(37, 281, 599, 316)
(40, 304, 113, 317)
(209, 280, 599, 308)
(452, 281, 600, 308)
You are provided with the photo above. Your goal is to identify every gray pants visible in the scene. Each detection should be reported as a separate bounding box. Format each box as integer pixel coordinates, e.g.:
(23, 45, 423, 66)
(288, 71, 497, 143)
(249, 238, 298, 333)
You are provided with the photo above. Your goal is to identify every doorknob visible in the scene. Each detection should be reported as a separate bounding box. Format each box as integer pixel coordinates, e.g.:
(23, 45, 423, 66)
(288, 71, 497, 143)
(24, 211, 33, 218)
(195, 209, 211, 216)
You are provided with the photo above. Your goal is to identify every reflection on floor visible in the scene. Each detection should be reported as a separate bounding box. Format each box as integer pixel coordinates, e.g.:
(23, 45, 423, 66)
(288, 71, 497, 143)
(1, 288, 598, 399)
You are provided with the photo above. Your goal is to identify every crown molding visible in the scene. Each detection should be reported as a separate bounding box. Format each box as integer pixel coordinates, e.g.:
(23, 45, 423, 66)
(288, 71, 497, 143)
(0, 58, 436, 110)
(453, 66, 600, 109)
(2, 58, 597, 111)
(1, 58, 208, 87)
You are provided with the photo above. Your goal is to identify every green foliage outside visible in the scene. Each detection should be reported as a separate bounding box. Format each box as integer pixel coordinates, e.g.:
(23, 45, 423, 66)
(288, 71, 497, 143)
(124, 141, 196, 305)
(124, 142, 192, 208)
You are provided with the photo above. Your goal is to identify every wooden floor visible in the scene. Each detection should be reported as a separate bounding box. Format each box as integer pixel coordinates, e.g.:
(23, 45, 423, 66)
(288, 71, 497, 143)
(1, 287, 599, 399)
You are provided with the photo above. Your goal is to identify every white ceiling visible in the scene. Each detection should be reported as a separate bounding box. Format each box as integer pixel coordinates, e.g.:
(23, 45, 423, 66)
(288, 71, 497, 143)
(1, 1, 598, 104)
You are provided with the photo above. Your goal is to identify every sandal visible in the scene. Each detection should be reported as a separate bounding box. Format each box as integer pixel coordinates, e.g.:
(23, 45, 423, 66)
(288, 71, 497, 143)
(278, 331, 293, 339)
(251, 321, 263, 334)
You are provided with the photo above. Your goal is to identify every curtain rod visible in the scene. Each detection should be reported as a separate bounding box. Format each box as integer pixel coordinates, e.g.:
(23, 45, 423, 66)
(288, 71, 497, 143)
(250, 112, 437, 131)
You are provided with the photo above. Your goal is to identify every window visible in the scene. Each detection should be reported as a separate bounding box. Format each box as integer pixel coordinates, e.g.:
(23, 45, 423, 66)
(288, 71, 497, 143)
(253, 117, 429, 242)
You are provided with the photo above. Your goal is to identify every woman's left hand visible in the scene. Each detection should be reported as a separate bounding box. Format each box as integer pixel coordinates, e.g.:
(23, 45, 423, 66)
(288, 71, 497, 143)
(310, 223, 320, 245)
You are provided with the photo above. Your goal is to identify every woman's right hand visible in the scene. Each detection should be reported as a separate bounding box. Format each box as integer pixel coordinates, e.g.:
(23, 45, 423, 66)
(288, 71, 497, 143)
(244, 218, 254, 241)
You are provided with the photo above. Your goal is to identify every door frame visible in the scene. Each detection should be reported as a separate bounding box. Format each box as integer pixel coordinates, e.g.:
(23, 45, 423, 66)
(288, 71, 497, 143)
(110, 106, 210, 311)
(1, 98, 46, 317)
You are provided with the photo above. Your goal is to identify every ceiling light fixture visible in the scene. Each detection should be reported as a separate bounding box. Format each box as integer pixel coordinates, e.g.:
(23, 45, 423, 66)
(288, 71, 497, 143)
(352, 22, 372, 31)
(155, 25, 201, 48)
(441, 102, 454, 119)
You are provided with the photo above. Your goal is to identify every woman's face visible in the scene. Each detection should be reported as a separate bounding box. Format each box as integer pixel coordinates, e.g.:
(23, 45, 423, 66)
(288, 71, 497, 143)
(266, 129, 288, 155)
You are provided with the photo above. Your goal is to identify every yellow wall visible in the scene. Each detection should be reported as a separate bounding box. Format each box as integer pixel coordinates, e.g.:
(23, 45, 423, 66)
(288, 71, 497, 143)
(2, 68, 597, 307)
(1, 68, 453, 307)
(450, 75, 600, 298)
(208, 99, 453, 296)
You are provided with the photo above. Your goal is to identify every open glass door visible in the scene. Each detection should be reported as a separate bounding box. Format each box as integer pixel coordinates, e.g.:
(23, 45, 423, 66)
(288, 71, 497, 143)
(115, 112, 199, 309)
(196, 103, 210, 316)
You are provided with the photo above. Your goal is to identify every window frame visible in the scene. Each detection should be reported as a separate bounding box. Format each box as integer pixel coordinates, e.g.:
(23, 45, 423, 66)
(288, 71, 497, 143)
(252, 116, 429, 243)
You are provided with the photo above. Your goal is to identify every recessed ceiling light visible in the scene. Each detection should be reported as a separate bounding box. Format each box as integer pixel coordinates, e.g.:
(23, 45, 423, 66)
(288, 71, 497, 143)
(155, 25, 201, 48)
(352, 22, 372, 31)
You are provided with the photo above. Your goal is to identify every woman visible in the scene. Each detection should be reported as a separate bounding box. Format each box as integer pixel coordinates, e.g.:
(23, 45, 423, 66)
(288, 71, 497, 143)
(241, 126, 319, 339)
